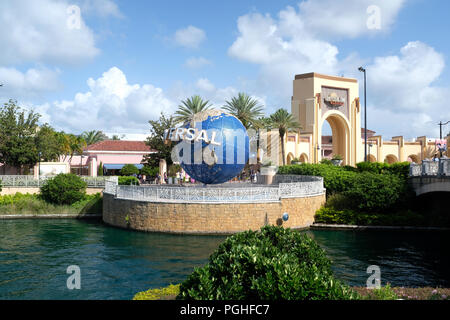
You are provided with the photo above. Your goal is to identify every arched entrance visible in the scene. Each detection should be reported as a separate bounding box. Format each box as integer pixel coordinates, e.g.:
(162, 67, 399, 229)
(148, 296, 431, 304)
(367, 154, 376, 162)
(320, 112, 350, 165)
(407, 154, 419, 163)
(287, 153, 294, 164)
(385, 154, 398, 164)
(299, 153, 308, 163)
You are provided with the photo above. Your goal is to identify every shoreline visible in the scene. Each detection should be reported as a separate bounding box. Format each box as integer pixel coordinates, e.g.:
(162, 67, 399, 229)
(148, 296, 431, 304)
(311, 223, 450, 231)
(0, 213, 102, 219)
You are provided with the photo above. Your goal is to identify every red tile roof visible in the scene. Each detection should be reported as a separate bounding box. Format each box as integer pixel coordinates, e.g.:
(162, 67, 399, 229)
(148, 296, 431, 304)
(85, 140, 154, 152)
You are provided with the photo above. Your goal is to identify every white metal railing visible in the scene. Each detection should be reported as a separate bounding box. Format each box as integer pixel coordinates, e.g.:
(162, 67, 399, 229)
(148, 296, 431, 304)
(409, 158, 450, 176)
(104, 175, 324, 203)
(0, 175, 118, 187)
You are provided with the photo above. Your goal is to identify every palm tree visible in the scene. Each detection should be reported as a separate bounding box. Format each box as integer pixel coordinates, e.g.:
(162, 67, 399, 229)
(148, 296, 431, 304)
(61, 134, 87, 164)
(268, 108, 301, 166)
(81, 130, 108, 145)
(174, 95, 211, 124)
(223, 93, 264, 129)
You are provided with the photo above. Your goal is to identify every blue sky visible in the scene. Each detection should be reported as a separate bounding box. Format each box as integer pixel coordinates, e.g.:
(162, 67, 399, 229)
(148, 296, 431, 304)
(1, 0, 449, 139)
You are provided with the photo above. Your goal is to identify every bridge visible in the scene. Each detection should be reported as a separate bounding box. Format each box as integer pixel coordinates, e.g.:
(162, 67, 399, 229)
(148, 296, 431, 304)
(409, 158, 450, 195)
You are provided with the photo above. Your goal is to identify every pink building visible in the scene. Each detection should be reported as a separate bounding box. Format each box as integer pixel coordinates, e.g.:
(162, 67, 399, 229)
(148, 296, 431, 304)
(67, 140, 156, 176)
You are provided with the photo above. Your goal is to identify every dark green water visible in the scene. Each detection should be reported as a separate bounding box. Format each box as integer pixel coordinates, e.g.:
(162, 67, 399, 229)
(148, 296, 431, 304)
(1, 219, 449, 300)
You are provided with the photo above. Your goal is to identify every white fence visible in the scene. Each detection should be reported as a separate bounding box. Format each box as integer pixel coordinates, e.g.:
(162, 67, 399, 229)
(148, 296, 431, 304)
(104, 175, 324, 203)
(0, 175, 118, 187)
(409, 159, 450, 176)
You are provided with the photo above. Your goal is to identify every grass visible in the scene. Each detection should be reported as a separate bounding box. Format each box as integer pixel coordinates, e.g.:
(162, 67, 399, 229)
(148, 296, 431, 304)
(0, 192, 103, 215)
(132, 283, 450, 300)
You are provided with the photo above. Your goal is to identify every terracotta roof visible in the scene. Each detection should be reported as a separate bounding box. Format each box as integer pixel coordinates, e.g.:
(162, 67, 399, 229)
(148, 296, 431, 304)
(85, 140, 154, 152)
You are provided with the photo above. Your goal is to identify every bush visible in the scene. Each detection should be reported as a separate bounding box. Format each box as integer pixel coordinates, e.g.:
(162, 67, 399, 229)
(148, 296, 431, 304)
(118, 176, 140, 185)
(40, 173, 87, 205)
(356, 161, 410, 180)
(140, 165, 159, 178)
(134, 284, 180, 300)
(278, 163, 357, 195)
(177, 226, 359, 300)
(120, 164, 139, 176)
(343, 172, 405, 212)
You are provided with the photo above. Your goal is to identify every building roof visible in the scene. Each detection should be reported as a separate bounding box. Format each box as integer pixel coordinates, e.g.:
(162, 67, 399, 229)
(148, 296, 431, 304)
(85, 140, 155, 152)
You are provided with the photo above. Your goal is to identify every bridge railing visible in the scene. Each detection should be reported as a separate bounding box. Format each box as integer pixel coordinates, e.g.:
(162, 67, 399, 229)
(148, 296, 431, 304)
(0, 175, 118, 187)
(410, 158, 450, 177)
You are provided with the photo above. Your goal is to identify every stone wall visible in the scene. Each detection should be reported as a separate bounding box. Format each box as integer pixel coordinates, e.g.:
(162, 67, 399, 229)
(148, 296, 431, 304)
(103, 192, 325, 234)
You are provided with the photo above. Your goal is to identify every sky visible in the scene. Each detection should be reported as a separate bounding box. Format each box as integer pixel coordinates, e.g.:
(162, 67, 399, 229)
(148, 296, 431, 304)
(0, 0, 449, 140)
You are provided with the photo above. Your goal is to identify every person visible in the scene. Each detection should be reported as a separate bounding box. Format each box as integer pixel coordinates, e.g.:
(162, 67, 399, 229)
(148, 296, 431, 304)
(433, 153, 439, 162)
(164, 172, 168, 184)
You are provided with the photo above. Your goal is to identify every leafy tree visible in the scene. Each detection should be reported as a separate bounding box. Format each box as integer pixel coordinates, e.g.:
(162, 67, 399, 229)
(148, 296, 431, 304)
(174, 95, 211, 124)
(267, 108, 301, 166)
(35, 124, 66, 162)
(223, 92, 264, 129)
(81, 130, 108, 145)
(40, 173, 87, 205)
(0, 99, 41, 173)
(143, 112, 177, 167)
(140, 165, 159, 177)
(120, 164, 139, 176)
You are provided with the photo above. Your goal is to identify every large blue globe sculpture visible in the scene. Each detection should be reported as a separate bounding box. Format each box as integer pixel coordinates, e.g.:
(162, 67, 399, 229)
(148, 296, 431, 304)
(175, 110, 249, 184)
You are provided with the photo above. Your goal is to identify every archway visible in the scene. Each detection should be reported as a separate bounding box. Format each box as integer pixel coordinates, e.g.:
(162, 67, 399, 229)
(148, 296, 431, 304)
(287, 153, 294, 164)
(407, 154, 419, 163)
(384, 154, 398, 164)
(367, 154, 376, 163)
(299, 153, 308, 163)
(320, 112, 350, 165)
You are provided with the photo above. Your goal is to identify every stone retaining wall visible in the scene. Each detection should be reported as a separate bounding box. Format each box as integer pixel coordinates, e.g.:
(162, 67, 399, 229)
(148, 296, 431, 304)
(103, 192, 325, 234)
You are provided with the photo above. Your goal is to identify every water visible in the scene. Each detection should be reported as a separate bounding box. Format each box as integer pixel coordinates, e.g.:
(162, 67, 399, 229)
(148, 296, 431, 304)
(0, 219, 449, 300)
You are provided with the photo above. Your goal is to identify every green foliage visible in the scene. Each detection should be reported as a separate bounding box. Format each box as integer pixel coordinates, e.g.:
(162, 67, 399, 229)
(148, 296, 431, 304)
(278, 164, 357, 196)
(120, 164, 139, 176)
(168, 164, 181, 177)
(320, 159, 333, 165)
(118, 176, 140, 185)
(0, 99, 41, 171)
(356, 161, 410, 180)
(98, 161, 103, 176)
(332, 154, 343, 160)
(140, 165, 159, 177)
(133, 284, 181, 300)
(223, 92, 264, 129)
(361, 284, 399, 300)
(40, 173, 87, 205)
(174, 95, 211, 124)
(177, 226, 359, 300)
(143, 112, 177, 168)
(80, 130, 108, 145)
(0, 192, 102, 215)
(342, 172, 405, 212)
(35, 124, 67, 162)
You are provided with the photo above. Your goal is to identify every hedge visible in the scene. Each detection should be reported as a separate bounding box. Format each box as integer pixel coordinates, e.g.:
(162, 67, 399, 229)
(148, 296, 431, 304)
(177, 226, 359, 300)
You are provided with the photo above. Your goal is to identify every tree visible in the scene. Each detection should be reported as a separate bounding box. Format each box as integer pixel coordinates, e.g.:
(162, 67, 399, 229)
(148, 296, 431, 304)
(268, 108, 301, 166)
(223, 93, 264, 129)
(35, 124, 66, 162)
(142, 112, 177, 167)
(0, 99, 41, 173)
(61, 133, 87, 164)
(120, 164, 139, 176)
(81, 130, 108, 145)
(174, 95, 211, 124)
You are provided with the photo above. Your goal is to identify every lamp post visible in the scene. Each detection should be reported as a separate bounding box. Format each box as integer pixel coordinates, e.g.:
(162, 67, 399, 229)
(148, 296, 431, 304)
(438, 121, 450, 157)
(358, 66, 367, 162)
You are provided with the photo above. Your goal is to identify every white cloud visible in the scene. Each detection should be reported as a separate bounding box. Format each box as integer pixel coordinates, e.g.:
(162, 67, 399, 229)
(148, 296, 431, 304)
(32, 67, 175, 134)
(174, 25, 206, 48)
(79, 0, 123, 18)
(365, 41, 449, 138)
(298, 0, 405, 39)
(195, 78, 215, 92)
(0, 67, 61, 99)
(185, 57, 212, 69)
(0, 0, 99, 65)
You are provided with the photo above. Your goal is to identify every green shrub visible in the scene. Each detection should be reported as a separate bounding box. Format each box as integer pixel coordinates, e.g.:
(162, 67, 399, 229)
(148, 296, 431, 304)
(98, 162, 103, 176)
(40, 173, 87, 205)
(120, 164, 139, 176)
(356, 161, 410, 180)
(343, 172, 404, 212)
(278, 164, 357, 196)
(177, 226, 359, 300)
(140, 165, 159, 177)
(320, 159, 333, 165)
(118, 176, 140, 185)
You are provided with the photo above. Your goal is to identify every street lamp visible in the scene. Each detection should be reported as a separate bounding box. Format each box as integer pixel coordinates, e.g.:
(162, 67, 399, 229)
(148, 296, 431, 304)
(438, 121, 450, 157)
(358, 66, 367, 162)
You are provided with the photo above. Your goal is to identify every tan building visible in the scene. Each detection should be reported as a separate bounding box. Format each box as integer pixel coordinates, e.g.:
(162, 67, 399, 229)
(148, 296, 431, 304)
(262, 72, 449, 166)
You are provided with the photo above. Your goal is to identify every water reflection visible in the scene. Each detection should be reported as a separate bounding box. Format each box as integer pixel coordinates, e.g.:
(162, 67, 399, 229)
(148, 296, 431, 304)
(0, 220, 449, 299)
